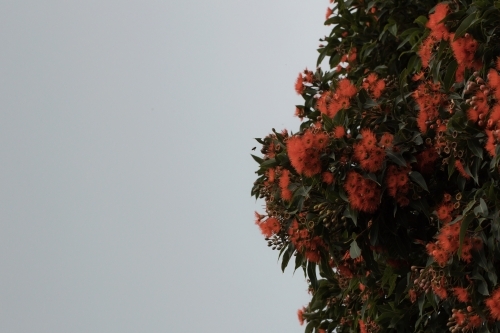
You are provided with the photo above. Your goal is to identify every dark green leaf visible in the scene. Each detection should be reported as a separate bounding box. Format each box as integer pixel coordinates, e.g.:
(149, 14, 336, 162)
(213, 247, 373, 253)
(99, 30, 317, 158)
(468, 139, 484, 159)
(409, 171, 429, 192)
(251, 154, 264, 164)
(454, 12, 479, 40)
(388, 23, 397, 37)
(260, 158, 278, 169)
(307, 261, 318, 290)
(471, 272, 490, 296)
(463, 200, 476, 215)
(413, 15, 428, 27)
(444, 60, 458, 91)
(281, 243, 294, 272)
(294, 251, 304, 272)
(386, 150, 407, 167)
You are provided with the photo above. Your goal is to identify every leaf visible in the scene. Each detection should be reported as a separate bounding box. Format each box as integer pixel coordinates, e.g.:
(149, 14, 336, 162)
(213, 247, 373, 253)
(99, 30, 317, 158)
(307, 261, 318, 290)
(349, 205, 358, 226)
(463, 200, 476, 215)
(454, 12, 479, 40)
(414, 15, 428, 27)
(294, 251, 304, 272)
(364, 172, 380, 185)
(260, 158, 278, 169)
(480, 198, 489, 216)
(388, 274, 398, 296)
(386, 150, 407, 167)
(468, 139, 484, 159)
(409, 171, 429, 192)
(471, 272, 490, 296)
(444, 60, 458, 91)
(369, 220, 379, 246)
(251, 154, 264, 164)
(321, 113, 334, 131)
(281, 243, 294, 272)
(418, 293, 425, 316)
(431, 59, 442, 84)
(388, 23, 397, 37)
(350, 240, 362, 259)
(458, 213, 473, 258)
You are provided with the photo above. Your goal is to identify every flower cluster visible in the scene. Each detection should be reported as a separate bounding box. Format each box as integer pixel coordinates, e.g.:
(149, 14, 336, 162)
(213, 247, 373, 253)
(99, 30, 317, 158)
(385, 165, 410, 206)
(344, 171, 380, 213)
(287, 128, 329, 177)
(353, 129, 387, 173)
(413, 80, 447, 133)
(316, 79, 357, 118)
(361, 73, 386, 99)
(288, 219, 325, 263)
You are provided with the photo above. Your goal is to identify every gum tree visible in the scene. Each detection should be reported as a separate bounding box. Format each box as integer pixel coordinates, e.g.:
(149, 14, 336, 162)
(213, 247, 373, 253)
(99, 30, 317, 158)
(252, 1, 500, 332)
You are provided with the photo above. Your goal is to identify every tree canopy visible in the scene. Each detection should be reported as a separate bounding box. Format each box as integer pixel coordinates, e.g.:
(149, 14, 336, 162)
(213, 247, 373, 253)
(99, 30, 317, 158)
(252, 1, 500, 332)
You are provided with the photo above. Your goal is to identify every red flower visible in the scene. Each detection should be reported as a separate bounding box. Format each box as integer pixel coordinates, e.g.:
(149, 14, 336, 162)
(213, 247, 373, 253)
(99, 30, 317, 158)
(453, 287, 469, 303)
(486, 289, 500, 320)
(325, 7, 333, 21)
(333, 126, 346, 139)
(297, 307, 306, 325)
(279, 169, 292, 201)
(322, 171, 335, 185)
(426, 3, 450, 41)
(295, 73, 304, 94)
(455, 160, 471, 180)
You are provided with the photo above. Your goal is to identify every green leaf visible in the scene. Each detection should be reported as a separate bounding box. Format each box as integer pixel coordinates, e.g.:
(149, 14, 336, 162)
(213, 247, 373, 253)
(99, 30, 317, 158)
(444, 60, 458, 91)
(463, 200, 476, 215)
(458, 213, 473, 258)
(471, 272, 490, 296)
(350, 240, 362, 259)
(294, 251, 304, 272)
(418, 293, 425, 316)
(431, 60, 442, 84)
(454, 12, 479, 40)
(386, 150, 407, 167)
(281, 243, 294, 272)
(387, 274, 398, 296)
(468, 139, 484, 159)
(307, 261, 318, 290)
(321, 113, 334, 131)
(409, 171, 429, 192)
(388, 23, 398, 37)
(413, 15, 428, 27)
(344, 206, 358, 226)
(251, 154, 264, 164)
(480, 198, 489, 217)
(260, 158, 278, 169)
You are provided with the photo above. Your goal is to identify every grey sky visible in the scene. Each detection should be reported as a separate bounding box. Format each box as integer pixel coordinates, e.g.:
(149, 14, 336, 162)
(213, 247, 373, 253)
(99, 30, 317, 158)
(0, 1, 330, 332)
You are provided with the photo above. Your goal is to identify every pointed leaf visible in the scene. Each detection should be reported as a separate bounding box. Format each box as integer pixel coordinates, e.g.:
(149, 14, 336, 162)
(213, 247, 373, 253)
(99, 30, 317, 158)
(281, 243, 294, 272)
(444, 60, 458, 91)
(386, 150, 407, 167)
(458, 213, 473, 258)
(454, 13, 479, 40)
(251, 154, 264, 164)
(409, 171, 429, 192)
(468, 139, 484, 159)
(350, 240, 362, 259)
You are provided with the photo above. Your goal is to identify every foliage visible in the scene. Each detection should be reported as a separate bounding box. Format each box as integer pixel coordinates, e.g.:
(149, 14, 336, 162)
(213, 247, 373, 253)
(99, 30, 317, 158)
(251, 1, 500, 332)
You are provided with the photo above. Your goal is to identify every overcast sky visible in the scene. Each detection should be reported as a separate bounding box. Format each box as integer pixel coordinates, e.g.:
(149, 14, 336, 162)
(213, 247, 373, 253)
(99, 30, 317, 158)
(0, 1, 331, 332)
